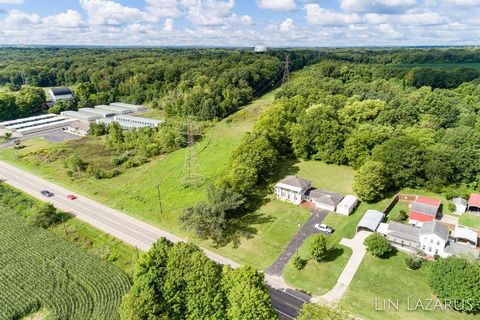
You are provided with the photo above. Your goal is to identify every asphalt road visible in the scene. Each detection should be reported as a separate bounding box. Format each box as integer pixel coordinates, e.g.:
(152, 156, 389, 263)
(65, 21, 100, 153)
(266, 209, 329, 276)
(0, 160, 307, 318)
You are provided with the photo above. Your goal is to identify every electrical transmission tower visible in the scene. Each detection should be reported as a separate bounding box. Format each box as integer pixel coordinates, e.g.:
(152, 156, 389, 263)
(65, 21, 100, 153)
(282, 55, 291, 85)
(181, 118, 204, 188)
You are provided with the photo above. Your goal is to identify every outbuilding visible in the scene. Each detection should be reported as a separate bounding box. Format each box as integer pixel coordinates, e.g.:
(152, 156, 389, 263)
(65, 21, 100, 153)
(452, 197, 467, 215)
(357, 210, 384, 233)
(454, 226, 478, 247)
(48, 87, 73, 102)
(66, 121, 90, 136)
(467, 193, 480, 213)
(336, 195, 358, 216)
(409, 196, 441, 223)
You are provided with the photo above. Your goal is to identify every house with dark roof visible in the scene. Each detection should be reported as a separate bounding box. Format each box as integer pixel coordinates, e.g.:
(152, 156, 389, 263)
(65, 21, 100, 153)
(386, 221, 420, 248)
(305, 188, 344, 212)
(409, 196, 441, 223)
(48, 87, 73, 102)
(275, 176, 311, 205)
(419, 221, 449, 257)
(467, 193, 480, 213)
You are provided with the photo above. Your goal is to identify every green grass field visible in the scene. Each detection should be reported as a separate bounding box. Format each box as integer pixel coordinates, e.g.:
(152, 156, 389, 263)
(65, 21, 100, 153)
(283, 238, 352, 295)
(0, 208, 131, 320)
(459, 212, 480, 230)
(341, 253, 478, 320)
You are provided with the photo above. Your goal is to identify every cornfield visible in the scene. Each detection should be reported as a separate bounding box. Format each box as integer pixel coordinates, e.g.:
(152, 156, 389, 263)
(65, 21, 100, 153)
(0, 209, 131, 320)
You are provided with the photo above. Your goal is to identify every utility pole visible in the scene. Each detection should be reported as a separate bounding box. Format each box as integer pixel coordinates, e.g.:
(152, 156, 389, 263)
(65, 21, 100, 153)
(282, 55, 291, 85)
(156, 184, 163, 213)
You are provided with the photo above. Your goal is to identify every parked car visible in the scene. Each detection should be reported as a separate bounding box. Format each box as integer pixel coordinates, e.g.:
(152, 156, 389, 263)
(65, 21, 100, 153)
(314, 223, 333, 234)
(40, 190, 54, 197)
(66, 194, 77, 200)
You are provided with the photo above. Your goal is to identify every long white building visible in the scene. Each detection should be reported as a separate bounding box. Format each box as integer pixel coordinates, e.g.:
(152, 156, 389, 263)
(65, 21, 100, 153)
(79, 108, 116, 118)
(94, 105, 132, 115)
(110, 102, 146, 112)
(0, 114, 57, 129)
(114, 115, 162, 128)
(61, 111, 100, 122)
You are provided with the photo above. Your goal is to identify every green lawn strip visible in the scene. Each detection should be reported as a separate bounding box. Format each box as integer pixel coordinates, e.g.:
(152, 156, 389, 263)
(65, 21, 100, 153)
(50, 218, 139, 278)
(341, 253, 478, 320)
(458, 212, 480, 230)
(283, 235, 352, 295)
(387, 201, 410, 222)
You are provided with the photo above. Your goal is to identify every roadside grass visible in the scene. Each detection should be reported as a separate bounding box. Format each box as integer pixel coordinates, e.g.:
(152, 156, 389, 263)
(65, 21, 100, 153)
(458, 212, 480, 230)
(341, 252, 478, 320)
(50, 218, 139, 277)
(283, 237, 352, 295)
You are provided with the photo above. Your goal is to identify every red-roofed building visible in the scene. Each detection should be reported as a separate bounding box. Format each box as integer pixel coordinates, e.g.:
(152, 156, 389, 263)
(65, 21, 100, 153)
(467, 193, 480, 213)
(409, 196, 441, 223)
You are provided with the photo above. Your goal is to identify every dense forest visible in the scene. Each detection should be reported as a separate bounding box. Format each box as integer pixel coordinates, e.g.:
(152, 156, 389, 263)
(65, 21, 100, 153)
(0, 48, 323, 121)
(223, 55, 480, 206)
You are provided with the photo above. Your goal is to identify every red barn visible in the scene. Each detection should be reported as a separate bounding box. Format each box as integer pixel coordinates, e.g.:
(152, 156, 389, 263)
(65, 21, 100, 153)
(467, 193, 480, 213)
(409, 196, 441, 223)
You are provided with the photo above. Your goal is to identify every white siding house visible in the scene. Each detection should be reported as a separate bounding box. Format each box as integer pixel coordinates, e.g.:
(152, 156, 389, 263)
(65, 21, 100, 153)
(275, 176, 311, 205)
(419, 221, 449, 257)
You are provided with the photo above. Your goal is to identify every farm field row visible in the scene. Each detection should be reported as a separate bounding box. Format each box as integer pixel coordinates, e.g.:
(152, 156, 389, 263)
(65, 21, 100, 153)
(0, 207, 131, 320)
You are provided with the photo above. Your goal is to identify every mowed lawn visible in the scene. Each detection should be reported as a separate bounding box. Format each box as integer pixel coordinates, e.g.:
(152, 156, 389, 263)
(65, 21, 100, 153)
(341, 253, 478, 320)
(0, 92, 309, 268)
(459, 212, 480, 230)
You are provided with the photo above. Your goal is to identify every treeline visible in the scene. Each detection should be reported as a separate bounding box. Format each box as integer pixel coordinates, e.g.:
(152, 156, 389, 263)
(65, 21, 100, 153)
(0, 48, 322, 121)
(0, 86, 47, 121)
(221, 60, 480, 203)
(121, 239, 276, 320)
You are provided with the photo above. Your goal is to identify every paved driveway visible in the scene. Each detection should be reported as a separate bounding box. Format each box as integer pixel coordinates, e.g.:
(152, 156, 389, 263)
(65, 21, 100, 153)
(266, 209, 329, 276)
(315, 230, 371, 303)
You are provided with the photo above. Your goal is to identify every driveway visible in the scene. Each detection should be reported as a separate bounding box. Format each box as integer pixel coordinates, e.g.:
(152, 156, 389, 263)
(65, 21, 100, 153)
(266, 209, 329, 276)
(314, 230, 371, 303)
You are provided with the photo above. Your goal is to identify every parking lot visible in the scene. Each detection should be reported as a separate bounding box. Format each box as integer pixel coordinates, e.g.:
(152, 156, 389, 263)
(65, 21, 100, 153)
(0, 128, 80, 149)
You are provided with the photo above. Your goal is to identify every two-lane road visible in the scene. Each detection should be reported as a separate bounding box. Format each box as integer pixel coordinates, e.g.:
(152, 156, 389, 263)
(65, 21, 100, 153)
(0, 160, 308, 319)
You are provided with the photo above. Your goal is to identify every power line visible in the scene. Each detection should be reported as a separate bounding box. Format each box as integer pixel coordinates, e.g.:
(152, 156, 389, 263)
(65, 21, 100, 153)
(181, 117, 205, 188)
(282, 55, 291, 85)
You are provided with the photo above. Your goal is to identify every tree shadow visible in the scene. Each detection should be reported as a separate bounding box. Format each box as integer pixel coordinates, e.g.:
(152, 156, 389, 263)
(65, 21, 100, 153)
(380, 246, 398, 259)
(325, 246, 345, 262)
(214, 211, 275, 249)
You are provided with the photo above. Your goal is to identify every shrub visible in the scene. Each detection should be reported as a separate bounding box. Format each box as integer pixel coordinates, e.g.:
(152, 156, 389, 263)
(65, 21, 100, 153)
(393, 210, 408, 222)
(293, 255, 306, 270)
(27, 203, 67, 229)
(405, 254, 423, 270)
(364, 233, 392, 258)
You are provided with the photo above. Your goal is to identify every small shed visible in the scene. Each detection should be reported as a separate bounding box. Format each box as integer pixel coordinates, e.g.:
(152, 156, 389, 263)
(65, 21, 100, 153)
(467, 193, 480, 213)
(454, 226, 478, 247)
(336, 195, 358, 216)
(452, 198, 467, 215)
(357, 210, 384, 233)
(48, 87, 73, 102)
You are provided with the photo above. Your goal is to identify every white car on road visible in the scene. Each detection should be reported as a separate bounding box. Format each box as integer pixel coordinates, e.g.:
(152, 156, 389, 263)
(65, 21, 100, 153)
(314, 223, 333, 234)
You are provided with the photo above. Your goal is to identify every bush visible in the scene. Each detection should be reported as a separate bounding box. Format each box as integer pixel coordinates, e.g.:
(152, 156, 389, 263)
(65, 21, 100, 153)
(393, 210, 408, 222)
(405, 254, 423, 270)
(364, 233, 392, 258)
(447, 202, 456, 213)
(27, 203, 67, 229)
(293, 254, 306, 270)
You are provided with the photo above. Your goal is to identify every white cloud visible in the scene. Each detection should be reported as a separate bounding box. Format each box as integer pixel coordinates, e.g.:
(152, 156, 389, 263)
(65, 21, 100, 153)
(146, 0, 181, 17)
(163, 18, 174, 31)
(280, 18, 294, 32)
(230, 14, 254, 25)
(305, 4, 361, 26)
(397, 11, 445, 25)
(340, 0, 416, 13)
(42, 10, 85, 28)
(257, 0, 296, 11)
(80, 0, 156, 26)
(1, 9, 40, 27)
(377, 23, 403, 39)
(184, 0, 235, 26)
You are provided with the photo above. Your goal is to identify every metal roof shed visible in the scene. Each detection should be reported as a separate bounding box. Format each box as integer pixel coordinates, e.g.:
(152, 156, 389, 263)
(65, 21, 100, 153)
(336, 195, 358, 216)
(357, 210, 384, 233)
(454, 226, 478, 246)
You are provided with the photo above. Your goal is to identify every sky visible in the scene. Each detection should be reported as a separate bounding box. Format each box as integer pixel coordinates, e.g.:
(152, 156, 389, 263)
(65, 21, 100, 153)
(0, 0, 479, 47)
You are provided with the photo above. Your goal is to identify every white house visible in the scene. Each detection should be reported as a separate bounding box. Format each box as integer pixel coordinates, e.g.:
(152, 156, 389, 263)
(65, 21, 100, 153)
(305, 189, 343, 212)
(419, 221, 450, 257)
(275, 176, 311, 205)
(48, 87, 73, 102)
(336, 195, 358, 216)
